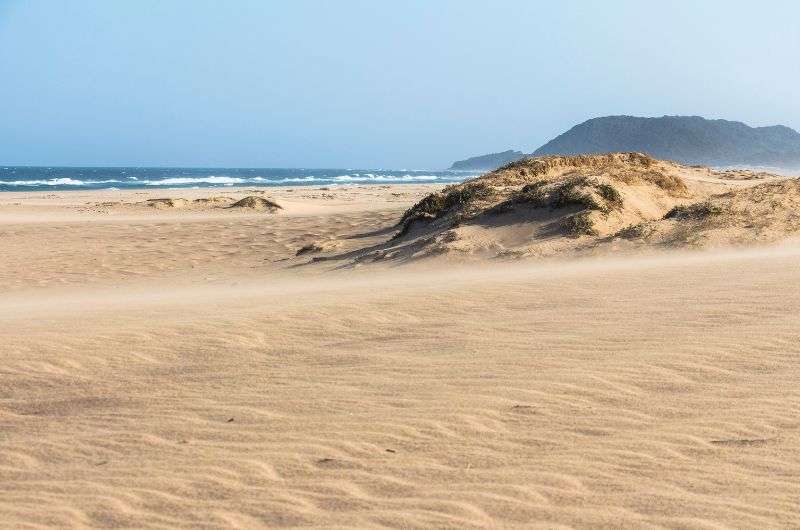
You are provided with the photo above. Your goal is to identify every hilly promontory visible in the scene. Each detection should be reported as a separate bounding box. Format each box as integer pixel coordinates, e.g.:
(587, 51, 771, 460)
(449, 150, 525, 171)
(450, 116, 800, 170)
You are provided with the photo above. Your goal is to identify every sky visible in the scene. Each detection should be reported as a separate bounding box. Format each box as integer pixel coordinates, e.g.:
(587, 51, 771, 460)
(0, 0, 798, 169)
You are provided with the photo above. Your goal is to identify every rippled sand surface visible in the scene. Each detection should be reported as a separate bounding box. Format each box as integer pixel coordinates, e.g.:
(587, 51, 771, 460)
(2, 187, 799, 528)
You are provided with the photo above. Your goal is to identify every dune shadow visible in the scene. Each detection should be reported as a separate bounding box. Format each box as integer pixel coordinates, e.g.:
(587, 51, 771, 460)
(342, 225, 398, 240)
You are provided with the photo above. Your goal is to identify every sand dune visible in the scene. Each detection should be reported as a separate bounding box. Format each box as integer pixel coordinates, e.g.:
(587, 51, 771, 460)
(146, 198, 192, 209)
(623, 178, 800, 248)
(228, 196, 282, 211)
(338, 154, 798, 264)
(2, 178, 800, 528)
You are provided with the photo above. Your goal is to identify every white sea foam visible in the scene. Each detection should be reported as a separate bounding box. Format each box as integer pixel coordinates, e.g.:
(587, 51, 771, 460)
(249, 176, 321, 184)
(143, 176, 245, 186)
(333, 174, 441, 182)
(0, 168, 471, 190)
(3, 178, 121, 186)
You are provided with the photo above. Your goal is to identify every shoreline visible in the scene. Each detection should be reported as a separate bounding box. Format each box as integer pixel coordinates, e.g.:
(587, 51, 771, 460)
(0, 167, 478, 195)
(0, 183, 445, 223)
(0, 184, 437, 293)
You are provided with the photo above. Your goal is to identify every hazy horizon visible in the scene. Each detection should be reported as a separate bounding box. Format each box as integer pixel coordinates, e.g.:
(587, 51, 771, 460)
(2, 0, 799, 168)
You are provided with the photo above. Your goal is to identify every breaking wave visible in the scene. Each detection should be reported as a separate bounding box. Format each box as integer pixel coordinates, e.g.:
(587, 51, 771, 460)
(4, 178, 122, 186)
(0, 167, 480, 191)
(143, 176, 245, 186)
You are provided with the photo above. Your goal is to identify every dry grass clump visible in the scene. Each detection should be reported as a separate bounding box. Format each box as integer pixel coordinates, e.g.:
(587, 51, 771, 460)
(490, 152, 687, 196)
(562, 211, 598, 236)
(488, 152, 657, 187)
(397, 181, 495, 235)
(296, 243, 325, 256)
(146, 198, 190, 209)
(296, 239, 341, 256)
(229, 196, 282, 211)
(508, 181, 549, 207)
(664, 202, 724, 220)
(551, 177, 622, 213)
(193, 196, 234, 206)
(598, 183, 624, 205)
(606, 168, 688, 196)
(498, 152, 655, 173)
(643, 172, 688, 195)
(510, 176, 624, 216)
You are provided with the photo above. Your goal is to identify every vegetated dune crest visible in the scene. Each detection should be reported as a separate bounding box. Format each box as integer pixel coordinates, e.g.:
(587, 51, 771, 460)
(323, 152, 800, 264)
(144, 195, 281, 211)
(228, 195, 283, 211)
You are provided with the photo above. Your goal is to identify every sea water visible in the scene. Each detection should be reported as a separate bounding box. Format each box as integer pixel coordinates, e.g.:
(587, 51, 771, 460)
(0, 166, 479, 192)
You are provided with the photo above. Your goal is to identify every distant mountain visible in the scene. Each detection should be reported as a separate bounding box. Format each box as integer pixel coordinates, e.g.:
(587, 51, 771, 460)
(449, 150, 525, 170)
(533, 116, 800, 166)
(450, 116, 800, 170)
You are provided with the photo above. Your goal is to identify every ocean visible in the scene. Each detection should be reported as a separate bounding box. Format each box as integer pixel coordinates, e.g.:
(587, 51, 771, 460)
(0, 166, 479, 192)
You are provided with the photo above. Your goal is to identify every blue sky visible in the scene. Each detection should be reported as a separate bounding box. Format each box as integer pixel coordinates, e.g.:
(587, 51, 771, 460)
(1, 0, 798, 168)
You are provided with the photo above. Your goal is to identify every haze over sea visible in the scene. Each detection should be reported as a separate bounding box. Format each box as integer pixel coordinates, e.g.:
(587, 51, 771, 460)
(0, 167, 478, 192)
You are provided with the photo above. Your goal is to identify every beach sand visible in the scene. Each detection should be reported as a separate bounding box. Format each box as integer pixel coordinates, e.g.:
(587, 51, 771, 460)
(2, 184, 800, 528)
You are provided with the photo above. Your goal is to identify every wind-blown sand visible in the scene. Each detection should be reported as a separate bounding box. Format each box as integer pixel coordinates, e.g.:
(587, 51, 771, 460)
(2, 172, 800, 528)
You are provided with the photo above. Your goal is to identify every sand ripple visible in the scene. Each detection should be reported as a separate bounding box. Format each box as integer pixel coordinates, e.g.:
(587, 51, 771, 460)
(2, 249, 800, 528)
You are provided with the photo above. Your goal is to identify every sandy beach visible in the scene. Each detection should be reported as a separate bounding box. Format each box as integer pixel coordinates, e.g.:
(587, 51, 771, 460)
(1, 178, 800, 528)
(5, 0, 800, 526)
(0, 185, 435, 293)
